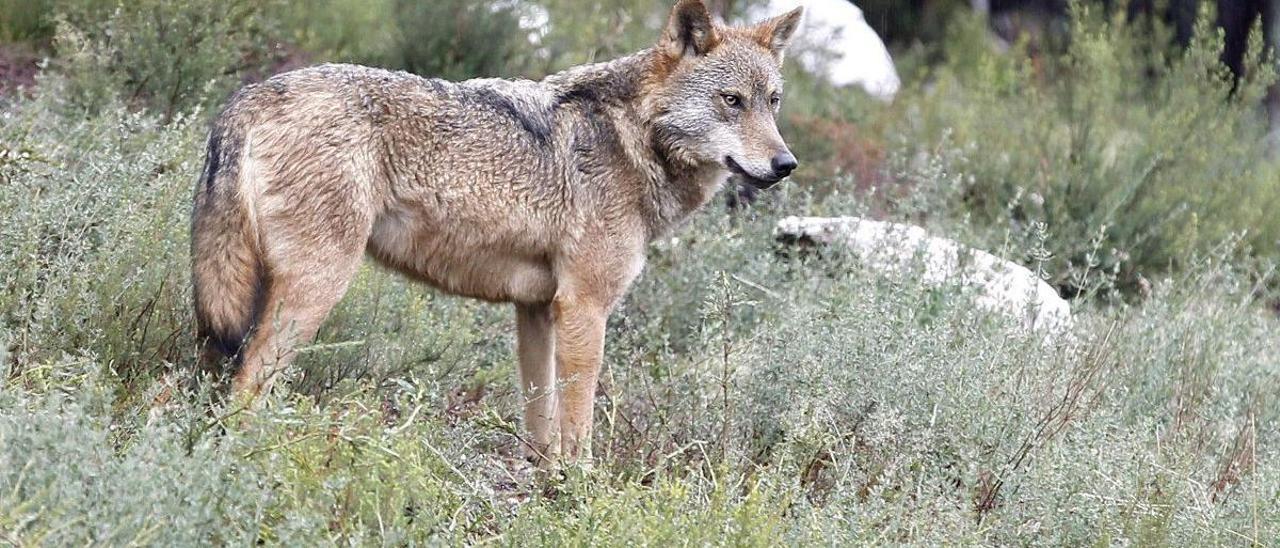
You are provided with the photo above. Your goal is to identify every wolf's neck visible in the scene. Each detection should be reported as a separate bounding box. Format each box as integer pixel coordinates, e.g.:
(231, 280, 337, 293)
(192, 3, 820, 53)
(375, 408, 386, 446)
(644, 162, 727, 237)
(545, 50, 727, 238)
(547, 49, 725, 238)
(542, 49, 660, 102)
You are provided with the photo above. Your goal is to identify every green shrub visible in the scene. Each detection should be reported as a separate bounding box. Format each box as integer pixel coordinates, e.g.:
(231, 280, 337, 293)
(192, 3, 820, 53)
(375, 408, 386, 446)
(275, 0, 536, 80)
(4, 67, 1280, 544)
(275, 0, 689, 80)
(882, 7, 1280, 294)
(388, 0, 532, 80)
(271, 0, 397, 66)
(47, 0, 274, 119)
(0, 91, 200, 384)
(0, 378, 268, 545)
(0, 0, 118, 45)
(533, 0, 671, 68)
(0, 0, 56, 43)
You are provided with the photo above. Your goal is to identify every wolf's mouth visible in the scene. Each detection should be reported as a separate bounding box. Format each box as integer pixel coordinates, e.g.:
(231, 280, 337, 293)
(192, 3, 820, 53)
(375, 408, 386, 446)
(725, 156, 782, 190)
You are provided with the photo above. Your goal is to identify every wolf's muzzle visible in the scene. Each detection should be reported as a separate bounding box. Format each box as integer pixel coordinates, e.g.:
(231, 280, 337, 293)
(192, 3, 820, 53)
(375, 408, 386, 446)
(726, 155, 796, 190)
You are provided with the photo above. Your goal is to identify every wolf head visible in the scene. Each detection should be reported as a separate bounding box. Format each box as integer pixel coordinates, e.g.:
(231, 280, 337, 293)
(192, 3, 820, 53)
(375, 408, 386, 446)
(648, 0, 802, 189)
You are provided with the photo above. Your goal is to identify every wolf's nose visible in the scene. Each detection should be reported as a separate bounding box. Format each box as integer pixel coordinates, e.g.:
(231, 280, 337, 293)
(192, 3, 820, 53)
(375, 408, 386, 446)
(771, 153, 798, 178)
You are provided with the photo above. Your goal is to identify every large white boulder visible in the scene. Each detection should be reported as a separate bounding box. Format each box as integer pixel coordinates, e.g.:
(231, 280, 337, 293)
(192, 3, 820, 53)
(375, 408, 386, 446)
(512, 1, 901, 101)
(776, 216, 1072, 334)
(747, 0, 901, 101)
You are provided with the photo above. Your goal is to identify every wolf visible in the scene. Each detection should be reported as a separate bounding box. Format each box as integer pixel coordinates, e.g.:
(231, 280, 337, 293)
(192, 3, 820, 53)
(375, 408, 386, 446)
(191, 0, 802, 464)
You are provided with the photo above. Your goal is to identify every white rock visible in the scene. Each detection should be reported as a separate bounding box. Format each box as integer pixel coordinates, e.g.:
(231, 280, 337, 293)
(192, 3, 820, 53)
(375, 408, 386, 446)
(776, 216, 1072, 334)
(747, 0, 901, 101)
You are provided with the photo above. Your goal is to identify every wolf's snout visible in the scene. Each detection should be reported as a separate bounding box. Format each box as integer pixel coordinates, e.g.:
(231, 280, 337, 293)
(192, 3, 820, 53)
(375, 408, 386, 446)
(771, 152, 798, 178)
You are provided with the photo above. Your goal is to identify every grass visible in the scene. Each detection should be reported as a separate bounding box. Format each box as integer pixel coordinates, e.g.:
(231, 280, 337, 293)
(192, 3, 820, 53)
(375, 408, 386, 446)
(2, 0, 1280, 544)
(2, 85, 1279, 545)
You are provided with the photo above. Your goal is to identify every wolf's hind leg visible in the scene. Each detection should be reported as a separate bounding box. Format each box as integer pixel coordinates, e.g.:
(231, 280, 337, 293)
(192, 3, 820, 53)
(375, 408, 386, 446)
(516, 303, 560, 465)
(231, 198, 371, 402)
(232, 249, 366, 400)
(231, 262, 363, 399)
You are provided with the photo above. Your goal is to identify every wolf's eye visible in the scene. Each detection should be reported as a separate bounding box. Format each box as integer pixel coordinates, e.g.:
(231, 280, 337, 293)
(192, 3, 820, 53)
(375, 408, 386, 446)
(769, 94, 782, 107)
(721, 93, 743, 108)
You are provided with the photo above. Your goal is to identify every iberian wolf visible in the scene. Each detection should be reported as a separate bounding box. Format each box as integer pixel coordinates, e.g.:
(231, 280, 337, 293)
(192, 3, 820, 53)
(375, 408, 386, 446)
(192, 0, 802, 464)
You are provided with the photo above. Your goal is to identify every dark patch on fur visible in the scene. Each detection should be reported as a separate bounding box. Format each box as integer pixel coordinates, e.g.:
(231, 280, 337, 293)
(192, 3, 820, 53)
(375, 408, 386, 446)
(469, 87, 553, 145)
(554, 85, 603, 107)
(266, 78, 288, 95)
(425, 78, 448, 94)
(205, 328, 244, 363)
(193, 113, 255, 371)
(199, 122, 243, 197)
(236, 261, 272, 369)
(561, 84, 613, 139)
(193, 286, 244, 367)
(202, 131, 221, 191)
(570, 100, 619, 177)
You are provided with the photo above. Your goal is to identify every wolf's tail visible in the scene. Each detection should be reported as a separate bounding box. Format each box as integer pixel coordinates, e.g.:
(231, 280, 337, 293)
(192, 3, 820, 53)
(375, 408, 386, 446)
(191, 120, 266, 370)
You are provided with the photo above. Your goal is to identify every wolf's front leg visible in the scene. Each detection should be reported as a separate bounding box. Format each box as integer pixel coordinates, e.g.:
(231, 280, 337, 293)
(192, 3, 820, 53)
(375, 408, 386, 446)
(516, 303, 559, 466)
(551, 294, 608, 462)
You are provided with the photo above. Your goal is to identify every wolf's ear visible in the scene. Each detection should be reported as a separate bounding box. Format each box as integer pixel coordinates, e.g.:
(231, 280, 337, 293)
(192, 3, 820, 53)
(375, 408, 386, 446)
(753, 6, 803, 61)
(662, 0, 720, 58)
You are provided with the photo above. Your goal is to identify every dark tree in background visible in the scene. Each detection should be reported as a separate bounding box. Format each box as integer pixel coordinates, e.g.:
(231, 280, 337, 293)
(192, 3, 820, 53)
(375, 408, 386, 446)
(856, 0, 1277, 132)
(1210, 0, 1279, 130)
(1122, 1, 1274, 79)
(1118, 0, 1278, 131)
(857, 0, 968, 46)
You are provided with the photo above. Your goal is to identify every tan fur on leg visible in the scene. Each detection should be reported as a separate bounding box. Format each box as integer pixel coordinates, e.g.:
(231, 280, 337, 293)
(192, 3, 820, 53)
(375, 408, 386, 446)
(516, 303, 560, 465)
(552, 295, 608, 461)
